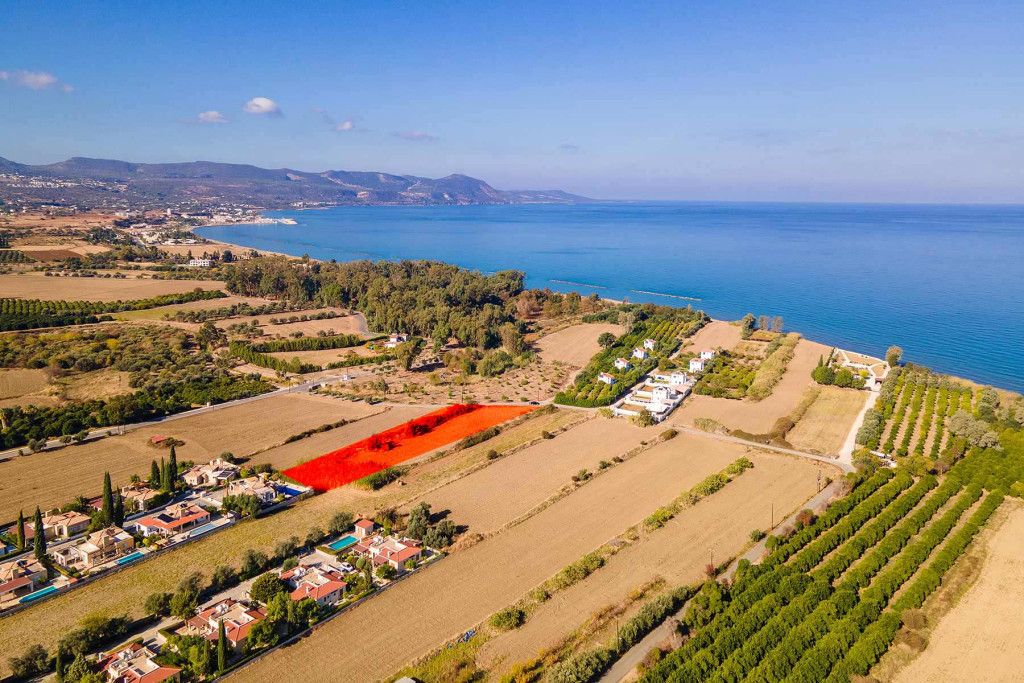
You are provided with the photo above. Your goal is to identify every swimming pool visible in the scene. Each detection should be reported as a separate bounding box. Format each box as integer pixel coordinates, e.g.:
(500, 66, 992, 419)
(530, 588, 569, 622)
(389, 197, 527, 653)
(19, 585, 59, 603)
(327, 535, 358, 552)
(116, 551, 145, 566)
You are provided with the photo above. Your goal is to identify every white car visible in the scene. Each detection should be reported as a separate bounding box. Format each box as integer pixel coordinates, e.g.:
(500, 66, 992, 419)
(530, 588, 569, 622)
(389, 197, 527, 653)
(338, 562, 355, 573)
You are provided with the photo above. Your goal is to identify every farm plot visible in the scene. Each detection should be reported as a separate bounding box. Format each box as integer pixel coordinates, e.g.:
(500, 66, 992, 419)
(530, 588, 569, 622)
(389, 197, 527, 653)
(673, 339, 829, 433)
(534, 322, 625, 366)
(0, 368, 52, 407)
(417, 417, 655, 535)
(478, 445, 830, 674)
(639, 466, 1003, 683)
(678, 319, 743, 353)
(0, 393, 379, 523)
(0, 271, 225, 301)
(113, 294, 273, 321)
(228, 416, 768, 682)
(250, 405, 431, 471)
(0, 409, 578, 678)
(889, 503, 1024, 683)
(283, 404, 536, 491)
(214, 310, 369, 337)
(788, 386, 870, 455)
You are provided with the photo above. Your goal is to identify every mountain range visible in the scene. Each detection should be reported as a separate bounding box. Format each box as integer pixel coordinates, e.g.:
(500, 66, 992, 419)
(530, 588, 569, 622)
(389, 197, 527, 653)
(0, 156, 591, 209)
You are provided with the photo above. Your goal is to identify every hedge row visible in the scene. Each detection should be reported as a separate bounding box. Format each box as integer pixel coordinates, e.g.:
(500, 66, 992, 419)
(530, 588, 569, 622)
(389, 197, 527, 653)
(250, 333, 369, 353)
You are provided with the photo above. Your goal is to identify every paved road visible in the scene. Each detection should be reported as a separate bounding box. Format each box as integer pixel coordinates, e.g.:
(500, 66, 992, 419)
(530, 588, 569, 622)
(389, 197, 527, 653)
(599, 478, 846, 683)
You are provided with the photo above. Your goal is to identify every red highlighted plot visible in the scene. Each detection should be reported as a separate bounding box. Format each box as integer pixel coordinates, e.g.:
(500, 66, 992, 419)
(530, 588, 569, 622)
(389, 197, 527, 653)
(283, 404, 535, 491)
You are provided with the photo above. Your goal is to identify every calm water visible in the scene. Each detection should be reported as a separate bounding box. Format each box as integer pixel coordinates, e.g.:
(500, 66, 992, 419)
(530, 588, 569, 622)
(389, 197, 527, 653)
(199, 202, 1024, 392)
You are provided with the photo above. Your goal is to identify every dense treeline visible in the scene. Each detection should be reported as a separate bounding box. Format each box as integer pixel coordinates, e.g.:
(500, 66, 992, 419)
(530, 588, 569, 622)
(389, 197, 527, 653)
(0, 249, 32, 263)
(0, 368, 270, 449)
(250, 333, 368, 353)
(224, 257, 524, 347)
(228, 341, 319, 374)
(0, 289, 226, 331)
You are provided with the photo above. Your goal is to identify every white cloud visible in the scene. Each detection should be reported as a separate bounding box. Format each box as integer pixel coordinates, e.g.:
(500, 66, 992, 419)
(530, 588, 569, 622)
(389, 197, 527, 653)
(335, 120, 355, 132)
(243, 97, 282, 116)
(394, 130, 439, 142)
(0, 69, 72, 91)
(197, 110, 229, 124)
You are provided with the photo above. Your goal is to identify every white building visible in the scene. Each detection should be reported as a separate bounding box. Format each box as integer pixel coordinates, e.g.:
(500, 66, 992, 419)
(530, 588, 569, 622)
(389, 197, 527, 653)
(700, 350, 716, 360)
(614, 358, 631, 371)
(632, 348, 649, 361)
(384, 333, 409, 349)
(187, 258, 213, 268)
(598, 372, 616, 385)
(689, 357, 708, 373)
(643, 338, 657, 351)
(651, 371, 690, 387)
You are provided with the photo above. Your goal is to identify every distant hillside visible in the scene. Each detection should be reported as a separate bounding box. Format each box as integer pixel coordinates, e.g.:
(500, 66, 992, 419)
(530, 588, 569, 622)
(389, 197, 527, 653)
(0, 156, 592, 209)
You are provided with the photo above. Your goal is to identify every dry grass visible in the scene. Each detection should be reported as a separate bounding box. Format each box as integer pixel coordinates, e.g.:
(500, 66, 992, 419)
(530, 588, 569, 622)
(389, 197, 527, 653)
(0, 408, 580, 676)
(60, 368, 135, 402)
(673, 339, 830, 433)
(534, 322, 624, 366)
(213, 310, 369, 337)
(787, 386, 869, 455)
(678, 320, 743, 354)
(228, 426, 788, 682)
(0, 394, 379, 523)
(478, 444, 832, 674)
(0, 368, 50, 400)
(0, 272, 225, 301)
(250, 405, 432, 471)
(887, 502, 1024, 683)
(0, 211, 116, 231)
(113, 295, 275, 321)
(265, 345, 377, 366)
(415, 417, 654, 535)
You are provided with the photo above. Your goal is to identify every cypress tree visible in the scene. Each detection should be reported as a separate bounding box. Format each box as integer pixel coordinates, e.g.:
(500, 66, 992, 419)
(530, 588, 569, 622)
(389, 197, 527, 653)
(150, 460, 161, 486)
(16, 509, 25, 550)
(33, 507, 46, 560)
(55, 649, 64, 683)
(113, 490, 125, 527)
(217, 618, 228, 672)
(160, 457, 170, 493)
(168, 445, 178, 490)
(101, 472, 114, 525)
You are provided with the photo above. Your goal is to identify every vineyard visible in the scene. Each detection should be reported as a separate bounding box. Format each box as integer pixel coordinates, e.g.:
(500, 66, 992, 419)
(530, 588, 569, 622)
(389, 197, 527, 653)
(555, 311, 707, 407)
(0, 289, 226, 331)
(639, 462, 1006, 683)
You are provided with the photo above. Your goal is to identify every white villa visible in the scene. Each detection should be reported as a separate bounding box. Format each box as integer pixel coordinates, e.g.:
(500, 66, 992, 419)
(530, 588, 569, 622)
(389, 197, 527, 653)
(643, 338, 657, 351)
(614, 382, 687, 423)
(689, 357, 708, 373)
(598, 372, 616, 385)
(632, 347, 649, 361)
(651, 371, 690, 388)
(384, 333, 409, 349)
(700, 350, 717, 360)
(614, 357, 631, 371)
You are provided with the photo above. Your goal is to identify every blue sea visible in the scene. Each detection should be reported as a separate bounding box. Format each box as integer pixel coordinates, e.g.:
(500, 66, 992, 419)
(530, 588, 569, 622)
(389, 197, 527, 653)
(199, 202, 1024, 393)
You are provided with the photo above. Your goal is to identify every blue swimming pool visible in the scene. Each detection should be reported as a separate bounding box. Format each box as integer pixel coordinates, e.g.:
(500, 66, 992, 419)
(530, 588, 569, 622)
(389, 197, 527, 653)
(19, 585, 59, 603)
(327, 535, 358, 552)
(116, 551, 145, 566)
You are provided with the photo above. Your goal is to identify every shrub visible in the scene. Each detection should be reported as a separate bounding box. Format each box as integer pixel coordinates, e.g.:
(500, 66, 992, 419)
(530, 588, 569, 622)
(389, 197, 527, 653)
(489, 607, 526, 631)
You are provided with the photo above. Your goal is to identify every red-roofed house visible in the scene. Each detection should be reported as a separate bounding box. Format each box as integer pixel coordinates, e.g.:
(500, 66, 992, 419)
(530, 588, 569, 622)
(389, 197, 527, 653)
(0, 557, 48, 606)
(352, 535, 423, 573)
(101, 642, 180, 683)
(280, 563, 347, 607)
(182, 598, 267, 652)
(133, 503, 211, 538)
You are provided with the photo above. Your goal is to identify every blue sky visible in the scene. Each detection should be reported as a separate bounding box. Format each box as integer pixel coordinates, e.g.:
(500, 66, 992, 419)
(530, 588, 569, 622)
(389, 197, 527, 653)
(1, 1, 1022, 202)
